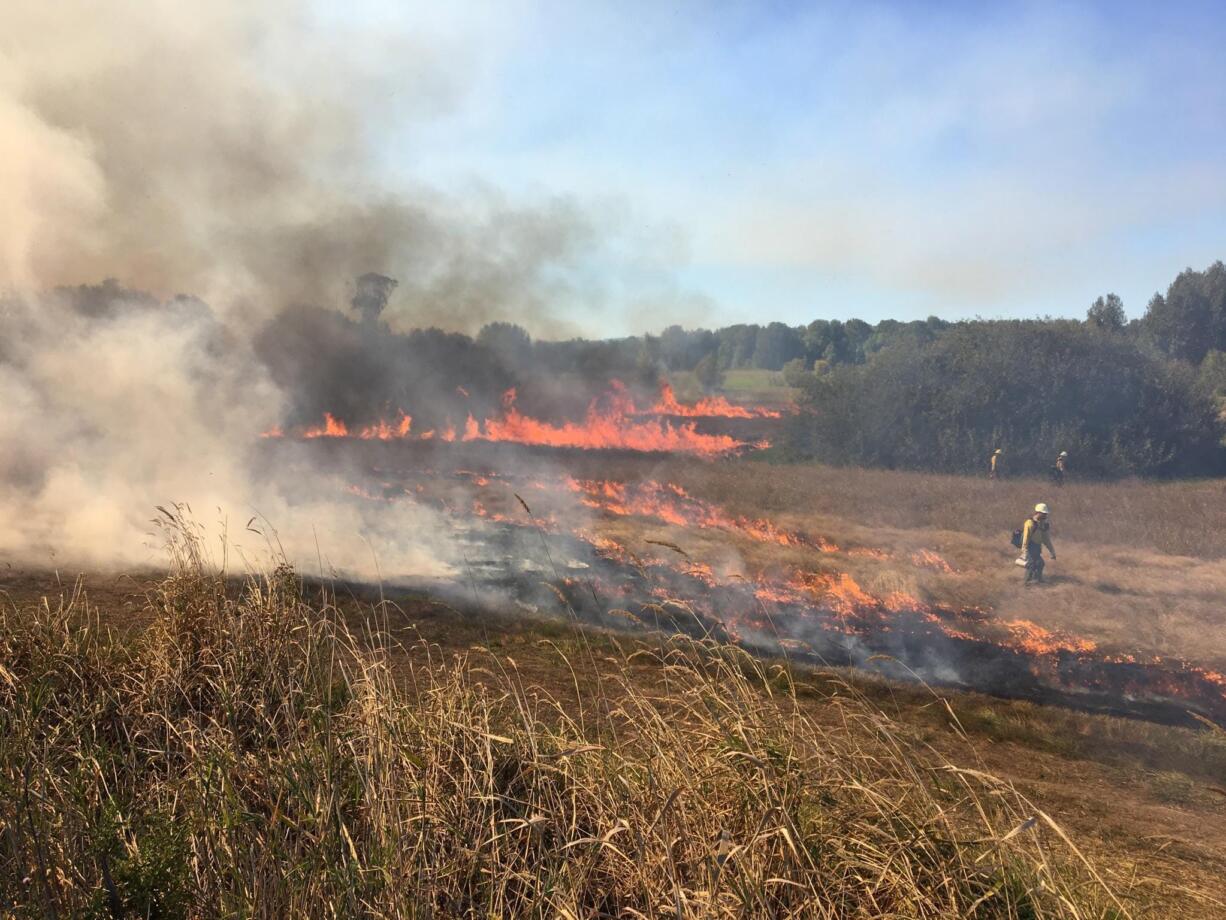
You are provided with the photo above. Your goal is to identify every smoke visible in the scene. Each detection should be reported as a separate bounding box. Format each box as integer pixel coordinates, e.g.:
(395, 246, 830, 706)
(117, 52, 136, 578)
(0, 284, 458, 576)
(0, 2, 644, 570)
(0, 1, 616, 335)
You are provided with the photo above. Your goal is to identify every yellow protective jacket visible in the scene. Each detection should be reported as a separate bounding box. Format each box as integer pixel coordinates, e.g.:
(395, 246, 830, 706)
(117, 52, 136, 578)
(1021, 517, 1054, 554)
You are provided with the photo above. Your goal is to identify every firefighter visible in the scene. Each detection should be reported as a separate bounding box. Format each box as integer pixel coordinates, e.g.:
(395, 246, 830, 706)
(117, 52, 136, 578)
(1021, 502, 1056, 585)
(989, 448, 1003, 480)
(1050, 450, 1068, 487)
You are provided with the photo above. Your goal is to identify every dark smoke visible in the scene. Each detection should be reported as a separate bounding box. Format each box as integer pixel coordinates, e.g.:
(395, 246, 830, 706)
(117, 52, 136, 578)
(353, 274, 399, 325)
(0, 2, 700, 571)
(0, 3, 675, 338)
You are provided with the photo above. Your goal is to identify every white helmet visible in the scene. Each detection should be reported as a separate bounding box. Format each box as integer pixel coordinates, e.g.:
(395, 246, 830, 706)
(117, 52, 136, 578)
(1034, 503, 1050, 514)
(1059, 451, 1068, 457)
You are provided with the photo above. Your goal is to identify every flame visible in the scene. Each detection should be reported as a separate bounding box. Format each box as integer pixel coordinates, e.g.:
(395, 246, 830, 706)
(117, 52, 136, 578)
(338, 463, 1226, 720)
(343, 483, 398, 502)
(566, 477, 839, 550)
(848, 547, 891, 560)
(912, 550, 956, 574)
(580, 532, 632, 559)
(1001, 619, 1098, 656)
(358, 412, 412, 440)
(651, 382, 781, 418)
(471, 497, 557, 529)
(303, 413, 349, 438)
(461, 384, 752, 456)
(789, 572, 877, 616)
(259, 381, 776, 455)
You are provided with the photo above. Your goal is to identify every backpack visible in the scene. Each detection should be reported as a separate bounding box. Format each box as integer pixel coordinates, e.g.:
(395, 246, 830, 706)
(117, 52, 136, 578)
(1010, 528, 1023, 549)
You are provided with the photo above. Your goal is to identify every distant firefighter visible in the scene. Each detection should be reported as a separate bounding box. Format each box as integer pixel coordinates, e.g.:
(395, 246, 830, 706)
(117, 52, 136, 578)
(1050, 450, 1068, 487)
(989, 448, 1003, 479)
(1015, 502, 1056, 586)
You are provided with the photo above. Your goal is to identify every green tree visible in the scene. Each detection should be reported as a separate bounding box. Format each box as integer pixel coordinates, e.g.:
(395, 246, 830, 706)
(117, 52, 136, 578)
(803, 319, 855, 365)
(751, 322, 804, 370)
(477, 322, 532, 369)
(781, 357, 810, 388)
(1199, 349, 1226, 396)
(715, 324, 760, 369)
(843, 319, 873, 361)
(1141, 261, 1226, 363)
(1086, 293, 1126, 331)
(786, 321, 1225, 478)
(657, 325, 714, 371)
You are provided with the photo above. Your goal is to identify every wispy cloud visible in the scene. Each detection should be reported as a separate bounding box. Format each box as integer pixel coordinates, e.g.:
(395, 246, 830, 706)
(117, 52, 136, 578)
(394, 0, 1226, 325)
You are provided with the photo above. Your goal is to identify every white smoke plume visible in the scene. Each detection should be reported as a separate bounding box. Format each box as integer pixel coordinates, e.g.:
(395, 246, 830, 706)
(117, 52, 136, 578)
(0, 2, 599, 573)
(0, 286, 458, 577)
(0, 1, 611, 332)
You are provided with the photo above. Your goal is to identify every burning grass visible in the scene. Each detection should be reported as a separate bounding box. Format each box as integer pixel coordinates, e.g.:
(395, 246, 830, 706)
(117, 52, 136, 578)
(264, 381, 775, 457)
(0, 537, 1129, 917)
(347, 461, 1226, 723)
(530, 454, 1226, 673)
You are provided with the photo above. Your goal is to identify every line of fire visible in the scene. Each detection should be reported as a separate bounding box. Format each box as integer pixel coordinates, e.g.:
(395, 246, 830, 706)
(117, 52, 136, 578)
(259, 386, 1226, 730)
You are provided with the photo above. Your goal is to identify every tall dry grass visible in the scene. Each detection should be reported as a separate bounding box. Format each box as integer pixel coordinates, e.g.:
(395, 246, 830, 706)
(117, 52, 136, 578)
(1, 533, 1128, 917)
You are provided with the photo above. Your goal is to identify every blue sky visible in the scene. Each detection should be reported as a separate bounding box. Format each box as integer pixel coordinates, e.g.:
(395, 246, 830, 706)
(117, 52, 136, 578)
(320, 0, 1226, 334)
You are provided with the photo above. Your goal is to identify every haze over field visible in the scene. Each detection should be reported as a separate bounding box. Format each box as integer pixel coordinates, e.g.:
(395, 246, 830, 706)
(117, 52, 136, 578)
(4, 1, 1226, 332)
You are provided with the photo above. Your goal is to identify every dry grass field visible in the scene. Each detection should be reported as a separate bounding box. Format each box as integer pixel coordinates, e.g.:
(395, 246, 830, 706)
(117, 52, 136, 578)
(3, 464, 1226, 917)
(4, 554, 1223, 918)
(557, 457, 1226, 672)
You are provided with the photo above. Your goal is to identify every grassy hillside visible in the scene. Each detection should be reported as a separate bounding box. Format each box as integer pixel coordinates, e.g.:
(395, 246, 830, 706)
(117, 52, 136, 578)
(3, 548, 1225, 916)
(2, 552, 1156, 919)
(5, 462, 1226, 917)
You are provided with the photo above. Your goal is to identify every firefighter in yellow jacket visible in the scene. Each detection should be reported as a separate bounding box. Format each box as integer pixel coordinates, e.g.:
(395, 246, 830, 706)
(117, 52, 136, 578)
(1021, 503, 1056, 585)
(1050, 451, 1068, 487)
(989, 448, 1003, 479)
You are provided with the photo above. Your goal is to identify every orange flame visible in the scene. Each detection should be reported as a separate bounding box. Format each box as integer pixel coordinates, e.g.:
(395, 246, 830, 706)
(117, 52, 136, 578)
(358, 412, 412, 440)
(911, 549, 956, 574)
(462, 385, 752, 456)
(1001, 619, 1098, 656)
(651, 382, 782, 419)
(338, 465, 1226, 713)
(260, 381, 777, 455)
(566, 477, 839, 550)
(303, 413, 349, 438)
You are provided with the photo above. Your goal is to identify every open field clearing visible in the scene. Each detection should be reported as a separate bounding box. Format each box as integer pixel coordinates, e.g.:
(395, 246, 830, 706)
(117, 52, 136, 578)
(231, 440, 1226, 730)
(6, 457, 1226, 916)
(556, 455, 1226, 672)
(6, 350, 1226, 916)
(8, 4, 1226, 916)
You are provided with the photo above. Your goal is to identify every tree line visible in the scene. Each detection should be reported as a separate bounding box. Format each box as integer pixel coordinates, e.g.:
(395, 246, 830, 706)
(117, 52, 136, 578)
(778, 261, 1226, 478)
(482, 261, 1226, 478)
(40, 260, 1226, 477)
